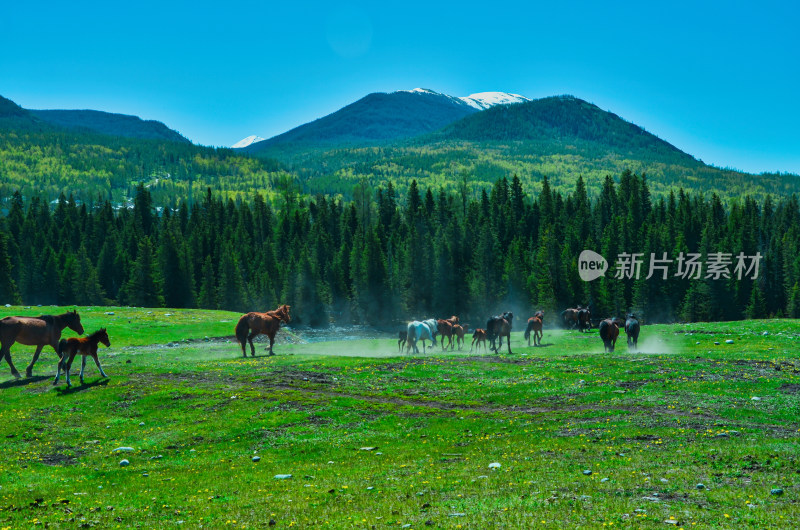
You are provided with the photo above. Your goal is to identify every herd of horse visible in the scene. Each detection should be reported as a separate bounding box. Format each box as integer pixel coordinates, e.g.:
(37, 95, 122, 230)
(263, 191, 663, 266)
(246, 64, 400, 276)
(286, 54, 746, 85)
(0, 304, 642, 384)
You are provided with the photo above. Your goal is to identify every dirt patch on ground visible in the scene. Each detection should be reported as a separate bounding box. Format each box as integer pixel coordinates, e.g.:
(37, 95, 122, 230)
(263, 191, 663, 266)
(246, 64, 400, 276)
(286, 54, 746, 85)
(779, 383, 800, 394)
(40, 448, 84, 466)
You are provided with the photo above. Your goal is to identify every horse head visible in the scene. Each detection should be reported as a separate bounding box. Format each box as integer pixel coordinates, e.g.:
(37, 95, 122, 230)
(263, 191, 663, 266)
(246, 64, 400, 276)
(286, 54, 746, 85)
(97, 328, 111, 347)
(277, 305, 292, 323)
(68, 310, 84, 335)
(502, 312, 513, 324)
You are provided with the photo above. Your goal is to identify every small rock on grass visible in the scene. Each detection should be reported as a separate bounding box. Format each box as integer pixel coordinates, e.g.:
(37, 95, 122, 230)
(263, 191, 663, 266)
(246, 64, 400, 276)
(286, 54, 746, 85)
(252, 456, 261, 462)
(583, 470, 592, 476)
(771, 488, 784, 496)
(274, 474, 292, 480)
(359, 447, 377, 451)
(488, 462, 501, 469)
(112, 447, 135, 453)
(119, 460, 130, 467)
(725, 339, 735, 344)
(696, 483, 706, 490)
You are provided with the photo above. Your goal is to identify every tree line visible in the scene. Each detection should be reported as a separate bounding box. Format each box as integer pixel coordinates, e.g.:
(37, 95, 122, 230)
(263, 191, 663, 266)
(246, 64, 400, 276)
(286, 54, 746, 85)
(1, 170, 799, 327)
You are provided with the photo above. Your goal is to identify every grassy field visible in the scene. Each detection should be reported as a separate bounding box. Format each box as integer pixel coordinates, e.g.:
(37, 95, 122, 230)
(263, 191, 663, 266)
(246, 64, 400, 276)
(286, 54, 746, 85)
(1, 307, 799, 528)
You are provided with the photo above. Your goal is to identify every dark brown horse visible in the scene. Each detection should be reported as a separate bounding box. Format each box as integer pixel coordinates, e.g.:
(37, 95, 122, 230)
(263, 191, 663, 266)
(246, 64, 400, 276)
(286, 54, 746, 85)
(54, 328, 110, 387)
(486, 312, 513, 354)
(561, 308, 580, 329)
(235, 305, 291, 356)
(524, 316, 543, 346)
(470, 328, 487, 353)
(452, 324, 466, 350)
(577, 308, 592, 332)
(0, 310, 84, 379)
(599, 317, 625, 353)
(437, 319, 455, 350)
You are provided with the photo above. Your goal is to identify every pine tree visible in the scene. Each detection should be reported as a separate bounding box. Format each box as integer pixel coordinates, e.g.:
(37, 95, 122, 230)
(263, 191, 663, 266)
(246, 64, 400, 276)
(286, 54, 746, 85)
(122, 237, 164, 307)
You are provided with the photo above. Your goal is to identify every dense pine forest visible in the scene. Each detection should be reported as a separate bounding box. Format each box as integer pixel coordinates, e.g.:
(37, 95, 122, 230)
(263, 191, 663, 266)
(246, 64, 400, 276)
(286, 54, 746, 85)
(1, 170, 799, 327)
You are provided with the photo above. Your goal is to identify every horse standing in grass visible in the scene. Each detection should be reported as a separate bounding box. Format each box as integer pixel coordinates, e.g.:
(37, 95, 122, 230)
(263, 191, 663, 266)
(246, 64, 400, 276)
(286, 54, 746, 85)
(235, 305, 291, 357)
(406, 319, 438, 354)
(486, 312, 513, 354)
(470, 329, 487, 353)
(625, 314, 640, 351)
(452, 324, 466, 350)
(560, 308, 579, 329)
(599, 317, 625, 353)
(577, 308, 592, 332)
(524, 315, 543, 346)
(398, 330, 408, 352)
(437, 319, 455, 350)
(54, 328, 110, 387)
(0, 310, 84, 379)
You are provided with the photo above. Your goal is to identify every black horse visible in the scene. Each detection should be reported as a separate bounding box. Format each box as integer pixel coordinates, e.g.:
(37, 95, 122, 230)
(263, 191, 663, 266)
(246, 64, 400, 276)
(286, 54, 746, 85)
(624, 314, 640, 350)
(486, 311, 514, 354)
(398, 330, 408, 352)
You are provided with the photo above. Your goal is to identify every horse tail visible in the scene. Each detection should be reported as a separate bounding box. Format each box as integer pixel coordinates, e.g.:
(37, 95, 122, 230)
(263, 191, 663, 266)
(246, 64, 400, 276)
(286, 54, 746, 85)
(485, 318, 496, 342)
(235, 315, 250, 347)
(57, 338, 67, 369)
(524, 323, 531, 341)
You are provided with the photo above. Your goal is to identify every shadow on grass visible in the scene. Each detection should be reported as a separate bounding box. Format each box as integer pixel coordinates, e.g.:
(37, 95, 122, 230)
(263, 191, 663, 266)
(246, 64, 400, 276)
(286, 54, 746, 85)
(54, 378, 110, 395)
(0, 375, 52, 389)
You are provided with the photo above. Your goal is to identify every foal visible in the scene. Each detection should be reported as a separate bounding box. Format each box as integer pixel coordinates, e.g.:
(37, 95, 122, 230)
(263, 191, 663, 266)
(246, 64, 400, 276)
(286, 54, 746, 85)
(54, 328, 111, 387)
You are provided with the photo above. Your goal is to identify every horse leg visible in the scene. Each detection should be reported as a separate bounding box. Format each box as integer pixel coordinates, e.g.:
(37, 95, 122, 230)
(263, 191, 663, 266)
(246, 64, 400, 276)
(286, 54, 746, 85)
(247, 332, 258, 357)
(80, 356, 87, 384)
(92, 353, 108, 378)
(65, 353, 76, 387)
(25, 344, 45, 378)
(507, 333, 512, 355)
(268, 333, 275, 356)
(1, 343, 22, 379)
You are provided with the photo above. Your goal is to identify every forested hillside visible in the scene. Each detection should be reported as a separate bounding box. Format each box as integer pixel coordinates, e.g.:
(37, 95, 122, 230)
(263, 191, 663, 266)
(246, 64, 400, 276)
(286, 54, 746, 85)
(0, 126, 290, 208)
(1, 171, 797, 326)
(252, 96, 800, 201)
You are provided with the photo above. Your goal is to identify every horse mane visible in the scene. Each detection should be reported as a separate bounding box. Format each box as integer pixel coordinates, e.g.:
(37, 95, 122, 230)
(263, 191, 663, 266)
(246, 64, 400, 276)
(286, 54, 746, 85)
(87, 328, 107, 340)
(36, 314, 55, 323)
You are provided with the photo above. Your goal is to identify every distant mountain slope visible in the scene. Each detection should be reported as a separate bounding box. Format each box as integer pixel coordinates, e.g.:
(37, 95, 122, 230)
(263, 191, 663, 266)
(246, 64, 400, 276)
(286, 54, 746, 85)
(250, 93, 798, 200)
(0, 95, 51, 131)
(434, 95, 699, 164)
(246, 89, 479, 153)
(30, 109, 190, 143)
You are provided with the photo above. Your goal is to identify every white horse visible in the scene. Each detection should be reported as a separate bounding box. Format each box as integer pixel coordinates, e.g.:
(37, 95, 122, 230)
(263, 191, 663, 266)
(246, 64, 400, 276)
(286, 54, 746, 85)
(406, 319, 438, 354)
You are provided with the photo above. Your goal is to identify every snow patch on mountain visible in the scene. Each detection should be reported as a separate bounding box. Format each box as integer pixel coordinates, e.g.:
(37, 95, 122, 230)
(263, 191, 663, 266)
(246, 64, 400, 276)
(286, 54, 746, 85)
(232, 135, 265, 148)
(459, 92, 531, 110)
(397, 88, 530, 110)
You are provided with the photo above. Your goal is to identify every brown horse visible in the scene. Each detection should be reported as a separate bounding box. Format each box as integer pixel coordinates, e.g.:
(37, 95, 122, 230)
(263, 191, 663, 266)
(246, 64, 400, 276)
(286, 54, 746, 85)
(599, 317, 625, 352)
(524, 316, 543, 346)
(486, 312, 513, 354)
(436, 319, 455, 350)
(0, 310, 84, 379)
(577, 308, 592, 332)
(452, 324, 466, 350)
(470, 328, 487, 353)
(235, 305, 291, 357)
(54, 328, 110, 387)
(560, 308, 580, 329)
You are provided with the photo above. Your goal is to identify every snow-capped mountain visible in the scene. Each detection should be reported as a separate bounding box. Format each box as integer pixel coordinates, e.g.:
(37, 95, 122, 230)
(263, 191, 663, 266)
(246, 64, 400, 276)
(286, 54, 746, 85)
(231, 135, 265, 149)
(398, 88, 530, 110)
(244, 87, 532, 153)
(459, 91, 531, 110)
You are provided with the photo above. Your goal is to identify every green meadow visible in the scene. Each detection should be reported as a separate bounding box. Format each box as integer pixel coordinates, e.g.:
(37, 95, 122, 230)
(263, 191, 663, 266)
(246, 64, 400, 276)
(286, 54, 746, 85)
(1, 307, 799, 528)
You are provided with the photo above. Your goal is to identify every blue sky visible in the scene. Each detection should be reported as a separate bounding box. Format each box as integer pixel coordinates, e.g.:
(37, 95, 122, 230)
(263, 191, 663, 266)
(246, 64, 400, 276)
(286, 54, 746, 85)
(2, 1, 799, 174)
